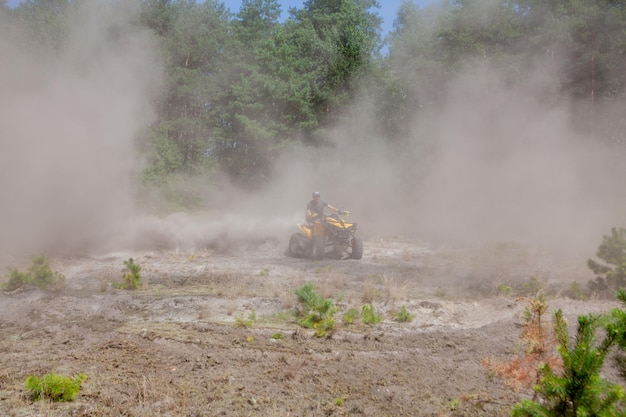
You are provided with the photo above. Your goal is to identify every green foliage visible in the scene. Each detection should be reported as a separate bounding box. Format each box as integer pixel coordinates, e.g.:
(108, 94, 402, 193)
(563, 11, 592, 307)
(6, 269, 31, 291)
(123, 258, 141, 289)
(448, 398, 461, 411)
(138, 0, 232, 194)
(496, 283, 512, 297)
(295, 0, 381, 112)
(521, 294, 548, 331)
(511, 290, 626, 417)
(519, 0, 626, 102)
(342, 308, 360, 324)
(4, 255, 65, 291)
(521, 276, 545, 296)
(483, 295, 561, 395)
(361, 304, 383, 325)
(138, 0, 384, 190)
(113, 258, 141, 290)
(588, 227, 626, 297)
(235, 311, 256, 328)
(11, 0, 626, 195)
(392, 305, 415, 323)
(295, 283, 337, 337)
(565, 281, 587, 301)
(12, 0, 75, 51)
(25, 372, 86, 402)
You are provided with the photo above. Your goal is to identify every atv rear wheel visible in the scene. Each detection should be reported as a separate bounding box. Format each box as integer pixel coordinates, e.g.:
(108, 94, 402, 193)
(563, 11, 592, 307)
(289, 233, 309, 258)
(312, 236, 325, 260)
(350, 236, 363, 260)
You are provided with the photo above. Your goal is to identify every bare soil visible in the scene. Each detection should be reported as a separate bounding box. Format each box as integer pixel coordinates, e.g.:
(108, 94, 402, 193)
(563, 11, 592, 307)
(0, 237, 620, 416)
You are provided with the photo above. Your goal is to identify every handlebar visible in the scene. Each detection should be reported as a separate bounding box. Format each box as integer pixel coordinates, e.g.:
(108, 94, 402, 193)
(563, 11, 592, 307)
(309, 210, 350, 222)
(327, 210, 350, 220)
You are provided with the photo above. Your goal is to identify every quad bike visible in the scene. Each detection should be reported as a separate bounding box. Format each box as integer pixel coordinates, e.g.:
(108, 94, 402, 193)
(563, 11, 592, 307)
(288, 211, 363, 260)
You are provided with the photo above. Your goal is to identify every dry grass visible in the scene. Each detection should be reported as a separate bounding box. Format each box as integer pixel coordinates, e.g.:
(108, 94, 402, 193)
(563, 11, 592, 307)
(144, 270, 280, 300)
(361, 280, 381, 303)
(379, 272, 411, 303)
(279, 291, 297, 310)
(226, 300, 238, 316)
(196, 301, 212, 320)
(317, 272, 349, 299)
(0, 237, 592, 417)
(86, 372, 195, 416)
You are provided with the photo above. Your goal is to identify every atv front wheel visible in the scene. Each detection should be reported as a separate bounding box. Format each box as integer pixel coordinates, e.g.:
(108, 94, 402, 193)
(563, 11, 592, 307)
(350, 236, 363, 260)
(289, 233, 309, 258)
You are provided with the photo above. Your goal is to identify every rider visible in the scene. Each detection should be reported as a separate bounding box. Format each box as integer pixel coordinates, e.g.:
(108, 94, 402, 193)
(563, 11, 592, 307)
(305, 191, 344, 223)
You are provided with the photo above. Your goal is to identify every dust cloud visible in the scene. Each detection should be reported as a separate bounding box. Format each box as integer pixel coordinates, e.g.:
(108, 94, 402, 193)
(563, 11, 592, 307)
(266, 64, 624, 258)
(409, 63, 626, 253)
(262, 14, 626, 259)
(1, 0, 625, 259)
(0, 1, 162, 256)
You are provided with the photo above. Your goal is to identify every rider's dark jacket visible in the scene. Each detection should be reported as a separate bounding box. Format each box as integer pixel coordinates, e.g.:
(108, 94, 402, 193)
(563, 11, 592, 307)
(306, 199, 328, 222)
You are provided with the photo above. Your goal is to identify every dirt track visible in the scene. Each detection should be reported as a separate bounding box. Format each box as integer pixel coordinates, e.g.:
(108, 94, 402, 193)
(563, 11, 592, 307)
(0, 238, 620, 416)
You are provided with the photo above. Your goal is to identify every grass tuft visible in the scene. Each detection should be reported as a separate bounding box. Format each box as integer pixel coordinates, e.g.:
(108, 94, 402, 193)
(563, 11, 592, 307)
(25, 372, 86, 402)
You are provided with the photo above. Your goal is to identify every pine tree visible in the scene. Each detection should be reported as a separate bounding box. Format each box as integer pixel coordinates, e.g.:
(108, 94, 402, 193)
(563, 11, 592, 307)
(511, 291, 626, 417)
(588, 227, 626, 297)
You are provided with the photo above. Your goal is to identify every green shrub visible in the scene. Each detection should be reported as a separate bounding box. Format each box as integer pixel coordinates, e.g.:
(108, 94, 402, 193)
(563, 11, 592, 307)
(392, 305, 415, 323)
(4, 255, 65, 290)
(496, 283, 512, 297)
(565, 281, 587, 300)
(113, 258, 142, 290)
(588, 227, 626, 297)
(25, 372, 86, 402)
(483, 295, 561, 394)
(511, 289, 626, 416)
(6, 268, 30, 290)
(361, 304, 383, 325)
(342, 308, 360, 324)
(235, 311, 256, 328)
(295, 283, 337, 337)
(521, 276, 544, 296)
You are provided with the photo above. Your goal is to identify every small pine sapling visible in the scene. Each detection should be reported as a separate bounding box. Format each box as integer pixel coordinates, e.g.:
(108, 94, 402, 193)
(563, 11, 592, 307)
(361, 304, 383, 325)
(4, 255, 65, 290)
(393, 305, 415, 323)
(235, 311, 256, 328)
(114, 258, 142, 290)
(342, 308, 360, 324)
(482, 295, 562, 396)
(25, 372, 86, 402)
(588, 227, 626, 297)
(511, 289, 626, 416)
(295, 283, 337, 337)
(6, 268, 30, 290)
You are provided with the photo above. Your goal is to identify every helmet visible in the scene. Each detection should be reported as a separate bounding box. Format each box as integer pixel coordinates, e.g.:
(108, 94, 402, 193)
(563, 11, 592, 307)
(312, 191, 320, 198)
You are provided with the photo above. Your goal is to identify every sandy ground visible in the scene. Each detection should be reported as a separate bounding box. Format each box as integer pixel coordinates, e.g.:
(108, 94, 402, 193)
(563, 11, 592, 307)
(0, 237, 621, 416)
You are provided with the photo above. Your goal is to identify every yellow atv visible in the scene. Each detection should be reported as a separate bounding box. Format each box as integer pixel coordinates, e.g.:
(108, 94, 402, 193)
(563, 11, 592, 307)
(288, 212, 363, 260)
